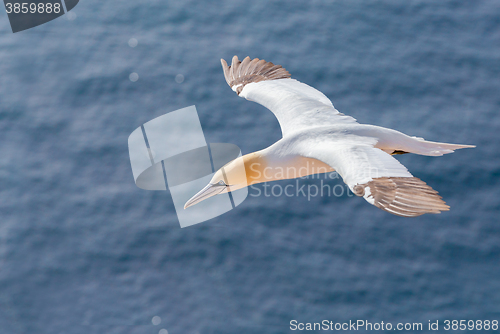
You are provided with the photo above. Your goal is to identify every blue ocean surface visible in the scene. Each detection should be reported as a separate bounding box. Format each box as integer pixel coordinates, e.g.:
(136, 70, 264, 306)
(0, 0, 499, 333)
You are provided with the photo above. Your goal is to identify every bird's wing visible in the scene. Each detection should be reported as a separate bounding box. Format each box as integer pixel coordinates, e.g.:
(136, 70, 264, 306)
(292, 137, 450, 217)
(221, 56, 357, 138)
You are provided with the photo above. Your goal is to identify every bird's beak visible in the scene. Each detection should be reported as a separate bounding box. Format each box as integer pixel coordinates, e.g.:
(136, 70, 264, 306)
(184, 183, 227, 209)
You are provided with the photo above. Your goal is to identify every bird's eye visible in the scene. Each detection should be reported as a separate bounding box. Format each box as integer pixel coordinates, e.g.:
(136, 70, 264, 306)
(218, 180, 226, 186)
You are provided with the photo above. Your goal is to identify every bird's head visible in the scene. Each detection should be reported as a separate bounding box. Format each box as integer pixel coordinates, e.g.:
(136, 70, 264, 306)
(183, 155, 256, 209)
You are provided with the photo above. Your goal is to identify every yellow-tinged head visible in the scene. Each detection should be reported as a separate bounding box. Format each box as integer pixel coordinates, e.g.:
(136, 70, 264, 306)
(183, 152, 266, 209)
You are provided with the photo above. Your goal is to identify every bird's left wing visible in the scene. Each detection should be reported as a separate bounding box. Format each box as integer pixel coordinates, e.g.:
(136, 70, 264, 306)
(292, 137, 450, 217)
(221, 56, 357, 138)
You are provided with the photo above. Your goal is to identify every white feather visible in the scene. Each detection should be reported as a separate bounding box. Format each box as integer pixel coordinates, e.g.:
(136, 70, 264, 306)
(240, 79, 357, 137)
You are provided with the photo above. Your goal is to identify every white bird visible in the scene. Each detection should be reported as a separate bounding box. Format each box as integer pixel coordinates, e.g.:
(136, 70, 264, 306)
(184, 56, 475, 217)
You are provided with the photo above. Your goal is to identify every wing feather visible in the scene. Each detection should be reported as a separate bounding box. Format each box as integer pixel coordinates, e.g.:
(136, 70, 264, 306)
(221, 56, 357, 137)
(221, 56, 291, 95)
(353, 177, 450, 217)
(293, 139, 449, 217)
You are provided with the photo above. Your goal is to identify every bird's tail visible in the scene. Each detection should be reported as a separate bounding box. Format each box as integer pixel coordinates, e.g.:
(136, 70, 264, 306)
(409, 137, 475, 156)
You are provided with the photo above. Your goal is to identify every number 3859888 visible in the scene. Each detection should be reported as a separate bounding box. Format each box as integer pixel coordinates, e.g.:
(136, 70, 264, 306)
(5, 2, 62, 14)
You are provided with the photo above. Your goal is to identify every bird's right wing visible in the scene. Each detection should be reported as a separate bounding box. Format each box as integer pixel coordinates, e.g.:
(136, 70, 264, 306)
(221, 56, 358, 138)
(294, 139, 450, 217)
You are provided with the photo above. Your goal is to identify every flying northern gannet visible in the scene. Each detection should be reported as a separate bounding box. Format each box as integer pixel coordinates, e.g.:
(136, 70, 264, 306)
(184, 56, 475, 217)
